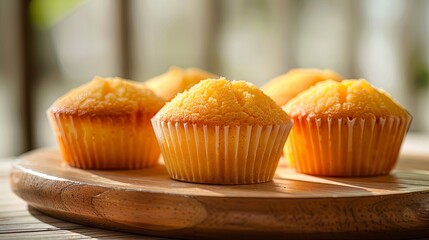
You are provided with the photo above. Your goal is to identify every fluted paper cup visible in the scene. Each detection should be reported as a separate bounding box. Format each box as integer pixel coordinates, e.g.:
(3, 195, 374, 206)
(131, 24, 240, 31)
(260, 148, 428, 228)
(151, 119, 292, 184)
(48, 112, 160, 169)
(285, 115, 412, 177)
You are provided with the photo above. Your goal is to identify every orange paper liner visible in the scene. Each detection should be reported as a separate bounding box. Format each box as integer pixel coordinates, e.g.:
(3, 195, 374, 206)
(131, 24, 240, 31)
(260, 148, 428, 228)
(151, 120, 292, 184)
(48, 112, 160, 169)
(285, 115, 412, 177)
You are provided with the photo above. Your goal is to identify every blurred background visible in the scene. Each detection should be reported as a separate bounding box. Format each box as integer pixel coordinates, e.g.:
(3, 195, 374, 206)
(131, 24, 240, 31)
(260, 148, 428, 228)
(0, 0, 428, 157)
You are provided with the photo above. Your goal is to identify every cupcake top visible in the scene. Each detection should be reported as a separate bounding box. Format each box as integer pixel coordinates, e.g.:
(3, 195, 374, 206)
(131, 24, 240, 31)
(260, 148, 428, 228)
(145, 66, 218, 101)
(285, 79, 409, 119)
(261, 68, 343, 106)
(49, 76, 165, 116)
(154, 78, 291, 125)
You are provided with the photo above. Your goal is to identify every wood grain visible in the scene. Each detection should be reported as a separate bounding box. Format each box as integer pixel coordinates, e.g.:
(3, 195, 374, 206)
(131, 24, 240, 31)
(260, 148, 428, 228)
(10, 149, 429, 239)
(0, 159, 159, 240)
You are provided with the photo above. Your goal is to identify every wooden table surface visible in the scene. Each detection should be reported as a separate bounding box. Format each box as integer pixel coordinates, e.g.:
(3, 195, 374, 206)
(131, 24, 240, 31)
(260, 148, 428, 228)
(1, 134, 429, 239)
(0, 158, 163, 240)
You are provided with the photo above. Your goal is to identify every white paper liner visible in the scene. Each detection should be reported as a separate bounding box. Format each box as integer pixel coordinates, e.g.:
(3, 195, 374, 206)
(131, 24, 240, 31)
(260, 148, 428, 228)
(286, 115, 411, 177)
(48, 112, 160, 169)
(151, 119, 292, 184)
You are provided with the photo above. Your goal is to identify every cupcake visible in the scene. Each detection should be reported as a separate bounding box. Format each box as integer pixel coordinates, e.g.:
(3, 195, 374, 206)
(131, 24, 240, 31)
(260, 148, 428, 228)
(151, 78, 293, 184)
(145, 66, 218, 101)
(261, 68, 342, 106)
(284, 79, 412, 177)
(48, 76, 165, 169)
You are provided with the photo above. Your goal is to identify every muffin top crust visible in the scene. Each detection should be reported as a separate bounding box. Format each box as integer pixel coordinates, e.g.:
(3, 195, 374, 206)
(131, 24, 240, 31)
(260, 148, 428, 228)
(284, 79, 409, 119)
(154, 78, 291, 125)
(145, 66, 218, 101)
(261, 68, 343, 106)
(49, 76, 165, 116)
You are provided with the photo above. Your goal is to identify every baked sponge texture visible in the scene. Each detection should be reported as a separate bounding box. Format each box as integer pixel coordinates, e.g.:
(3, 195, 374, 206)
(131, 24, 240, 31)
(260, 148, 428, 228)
(145, 66, 218, 102)
(284, 79, 411, 177)
(152, 78, 292, 184)
(262, 68, 342, 106)
(48, 76, 164, 169)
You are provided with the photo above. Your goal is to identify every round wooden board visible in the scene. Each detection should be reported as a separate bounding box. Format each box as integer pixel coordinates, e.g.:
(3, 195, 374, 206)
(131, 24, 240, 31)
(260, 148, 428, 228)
(10, 149, 429, 239)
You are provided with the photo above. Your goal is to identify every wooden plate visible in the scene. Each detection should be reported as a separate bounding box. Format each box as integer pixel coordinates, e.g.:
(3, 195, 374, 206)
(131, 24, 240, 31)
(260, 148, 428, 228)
(10, 149, 429, 239)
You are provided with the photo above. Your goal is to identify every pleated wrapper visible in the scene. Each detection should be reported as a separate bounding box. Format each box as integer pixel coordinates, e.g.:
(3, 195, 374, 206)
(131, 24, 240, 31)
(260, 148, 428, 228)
(285, 115, 412, 177)
(151, 119, 292, 184)
(48, 112, 160, 169)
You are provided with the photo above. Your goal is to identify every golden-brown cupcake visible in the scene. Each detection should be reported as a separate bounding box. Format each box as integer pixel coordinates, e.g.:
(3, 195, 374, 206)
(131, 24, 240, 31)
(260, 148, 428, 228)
(151, 78, 293, 184)
(145, 66, 218, 101)
(284, 79, 412, 177)
(48, 76, 165, 169)
(261, 68, 343, 106)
